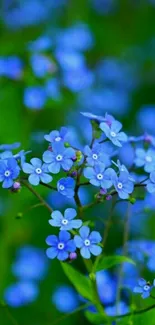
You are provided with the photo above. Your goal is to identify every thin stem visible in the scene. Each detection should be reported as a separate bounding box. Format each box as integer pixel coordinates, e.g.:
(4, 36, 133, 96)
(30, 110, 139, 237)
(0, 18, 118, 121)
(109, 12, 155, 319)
(116, 202, 131, 315)
(21, 180, 52, 213)
(114, 303, 155, 319)
(0, 304, 19, 325)
(51, 302, 91, 325)
(102, 196, 116, 247)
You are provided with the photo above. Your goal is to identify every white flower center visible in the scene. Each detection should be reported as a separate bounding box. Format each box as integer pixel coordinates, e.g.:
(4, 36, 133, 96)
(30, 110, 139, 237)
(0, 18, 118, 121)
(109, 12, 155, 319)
(144, 285, 150, 291)
(35, 167, 42, 174)
(55, 136, 61, 142)
(117, 182, 123, 189)
(84, 239, 90, 247)
(56, 154, 63, 161)
(110, 131, 116, 138)
(58, 242, 65, 250)
(145, 155, 152, 163)
(62, 219, 68, 225)
(59, 185, 65, 191)
(4, 170, 11, 177)
(97, 173, 103, 180)
(92, 153, 98, 160)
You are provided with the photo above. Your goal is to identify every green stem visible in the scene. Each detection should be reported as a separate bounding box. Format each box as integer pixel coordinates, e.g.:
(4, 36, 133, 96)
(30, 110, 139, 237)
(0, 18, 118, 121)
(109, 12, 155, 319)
(0, 304, 19, 325)
(21, 180, 53, 213)
(51, 302, 91, 325)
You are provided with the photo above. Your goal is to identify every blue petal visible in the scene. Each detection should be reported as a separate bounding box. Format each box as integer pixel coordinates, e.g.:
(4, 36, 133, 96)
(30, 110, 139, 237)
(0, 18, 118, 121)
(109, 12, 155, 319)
(3, 178, 13, 188)
(89, 231, 102, 244)
(79, 226, 90, 239)
(65, 239, 76, 252)
(64, 208, 77, 220)
(23, 163, 34, 174)
(49, 219, 61, 227)
(117, 132, 128, 143)
(59, 231, 71, 242)
(30, 158, 42, 167)
(80, 247, 91, 259)
(89, 245, 102, 256)
(74, 235, 83, 248)
(52, 211, 63, 222)
(46, 235, 58, 246)
(57, 251, 68, 261)
(111, 121, 122, 133)
(40, 173, 52, 184)
(84, 167, 95, 180)
(64, 147, 75, 159)
(48, 162, 60, 174)
(142, 291, 150, 299)
(133, 286, 143, 293)
(28, 174, 40, 186)
(138, 278, 147, 286)
(70, 220, 82, 229)
(46, 247, 58, 259)
(61, 159, 73, 171)
(43, 151, 54, 163)
(90, 179, 100, 187)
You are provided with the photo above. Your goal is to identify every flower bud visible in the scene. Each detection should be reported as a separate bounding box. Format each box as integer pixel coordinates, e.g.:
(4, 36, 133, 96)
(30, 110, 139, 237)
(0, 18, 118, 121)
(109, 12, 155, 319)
(69, 252, 77, 261)
(106, 195, 112, 201)
(76, 151, 82, 163)
(89, 273, 96, 281)
(11, 182, 21, 193)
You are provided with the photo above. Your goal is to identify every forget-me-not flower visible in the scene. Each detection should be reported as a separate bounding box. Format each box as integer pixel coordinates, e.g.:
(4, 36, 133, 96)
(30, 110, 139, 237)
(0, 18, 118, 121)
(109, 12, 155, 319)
(57, 177, 75, 198)
(84, 165, 113, 189)
(0, 158, 20, 188)
(100, 120, 128, 147)
(135, 148, 155, 173)
(74, 226, 102, 259)
(147, 171, 155, 193)
(133, 278, 155, 299)
(84, 143, 110, 167)
(44, 127, 68, 144)
(46, 231, 76, 261)
(22, 158, 52, 186)
(43, 143, 75, 174)
(49, 208, 82, 230)
(111, 171, 134, 199)
(24, 86, 46, 110)
(4, 281, 39, 307)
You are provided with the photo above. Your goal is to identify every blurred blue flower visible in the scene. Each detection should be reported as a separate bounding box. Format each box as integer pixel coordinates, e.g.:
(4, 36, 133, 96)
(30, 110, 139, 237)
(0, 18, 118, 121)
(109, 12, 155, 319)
(147, 171, 155, 193)
(96, 270, 117, 304)
(105, 301, 129, 316)
(44, 127, 68, 144)
(52, 285, 79, 313)
(23, 158, 52, 186)
(30, 54, 54, 78)
(74, 226, 102, 259)
(49, 208, 82, 230)
(91, 0, 117, 15)
(0, 158, 20, 188)
(80, 111, 105, 123)
(24, 86, 46, 110)
(4, 281, 39, 307)
(0, 56, 23, 79)
(43, 143, 75, 174)
(57, 177, 75, 198)
(55, 49, 85, 71)
(84, 143, 110, 167)
(100, 121, 128, 147)
(135, 148, 155, 173)
(12, 246, 48, 281)
(111, 171, 134, 199)
(137, 106, 155, 134)
(0, 143, 21, 151)
(45, 78, 61, 100)
(62, 68, 94, 92)
(133, 278, 155, 299)
(84, 165, 113, 189)
(28, 35, 52, 51)
(46, 231, 76, 261)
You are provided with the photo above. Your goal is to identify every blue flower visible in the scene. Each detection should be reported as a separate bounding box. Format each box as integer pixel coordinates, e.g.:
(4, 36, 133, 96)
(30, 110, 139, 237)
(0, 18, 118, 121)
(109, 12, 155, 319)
(147, 171, 155, 193)
(4, 281, 39, 307)
(0, 158, 20, 188)
(0, 142, 20, 151)
(105, 301, 129, 317)
(30, 54, 54, 78)
(22, 158, 52, 186)
(135, 148, 155, 173)
(100, 120, 128, 147)
(84, 143, 110, 167)
(46, 231, 76, 261)
(57, 177, 75, 198)
(43, 143, 75, 174)
(24, 86, 46, 110)
(27, 36, 52, 52)
(52, 285, 79, 313)
(84, 165, 113, 189)
(111, 171, 134, 199)
(80, 111, 105, 123)
(49, 208, 82, 230)
(44, 127, 68, 144)
(112, 159, 135, 182)
(74, 226, 102, 259)
(133, 278, 155, 299)
(45, 78, 61, 100)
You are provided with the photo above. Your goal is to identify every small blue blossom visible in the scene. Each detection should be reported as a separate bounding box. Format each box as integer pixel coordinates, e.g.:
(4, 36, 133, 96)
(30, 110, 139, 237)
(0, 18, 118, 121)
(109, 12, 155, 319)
(84, 143, 110, 167)
(22, 158, 52, 186)
(84, 165, 113, 189)
(49, 208, 82, 230)
(24, 86, 46, 110)
(30, 54, 54, 78)
(4, 281, 39, 307)
(27, 36, 52, 52)
(0, 158, 20, 188)
(46, 231, 76, 261)
(100, 120, 128, 147)
(52, 285, 79, 313)
(57, 177, 75, 198)
(133, 278, 155, 299)
(45, 78, 61, 100)
(74, 226, 102, 259)
(112, 159, 135, 182)
(43, 143, 75, 174)
(111, 171, 134, 199)
(44, 127, 68, 144)
(135, 148, 155, 173)
(147, 171, 155, 193)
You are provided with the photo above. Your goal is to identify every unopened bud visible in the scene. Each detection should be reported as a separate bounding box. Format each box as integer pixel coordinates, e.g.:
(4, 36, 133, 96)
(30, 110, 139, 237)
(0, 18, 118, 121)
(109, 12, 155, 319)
(76, 151, 82, 163)
(129, 197, 136, 204)
(69, 252, 77, 261)
(89, 273, 96, 281)
(106, 195, 112, 201)
(16, 212, 23, 219)
(11, 182, 21, 193)
(64, 142, 70, 148)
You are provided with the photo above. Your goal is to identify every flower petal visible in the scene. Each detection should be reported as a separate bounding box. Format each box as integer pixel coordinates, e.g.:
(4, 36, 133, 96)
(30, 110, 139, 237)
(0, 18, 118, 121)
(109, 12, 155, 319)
(64, 208, 77, 220)
(46, 247, 58, 259)
(89, 245, 102, 256)
(59, 231, 71, 242)
(80, 247, 91, 259)
(28, 174, 40, 186)
(79, 226, 90, 239)
(74, 235, 83, 248)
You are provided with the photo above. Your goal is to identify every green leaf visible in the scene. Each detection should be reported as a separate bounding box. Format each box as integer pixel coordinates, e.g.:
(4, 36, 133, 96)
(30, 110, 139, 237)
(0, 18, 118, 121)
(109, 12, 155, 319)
(95, 255, 135, 272)
(85, 311, 106, 324)
(61, 263, 93, 302)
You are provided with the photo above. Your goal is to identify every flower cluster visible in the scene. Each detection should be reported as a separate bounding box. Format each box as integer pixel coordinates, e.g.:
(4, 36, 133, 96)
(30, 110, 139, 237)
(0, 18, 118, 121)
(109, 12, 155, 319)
(1, 112, 155, 263)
